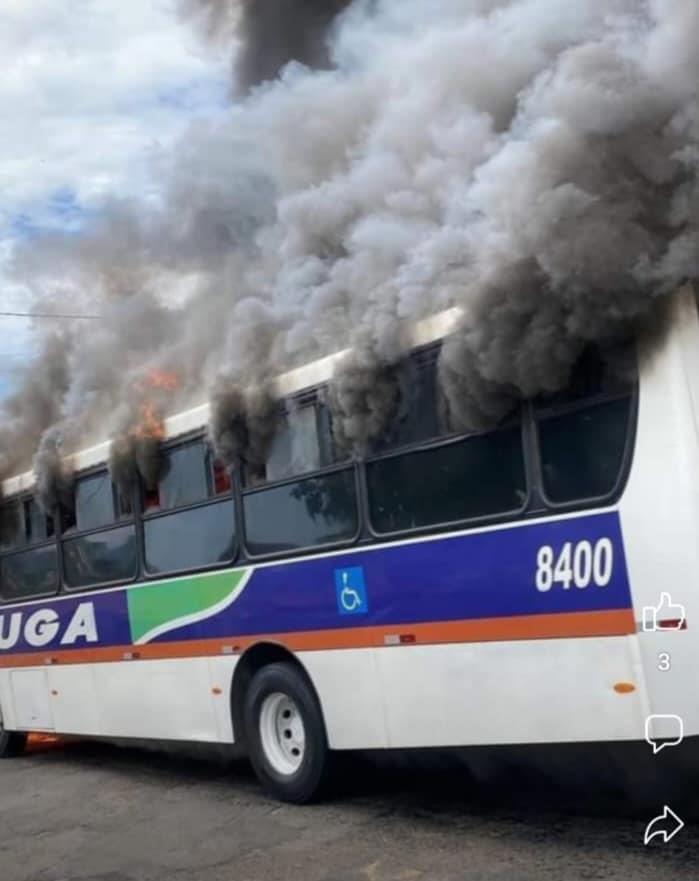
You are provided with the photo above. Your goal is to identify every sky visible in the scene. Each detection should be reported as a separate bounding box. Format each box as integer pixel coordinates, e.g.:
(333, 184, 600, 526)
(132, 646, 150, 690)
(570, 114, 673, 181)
(0, 0, 230, 400)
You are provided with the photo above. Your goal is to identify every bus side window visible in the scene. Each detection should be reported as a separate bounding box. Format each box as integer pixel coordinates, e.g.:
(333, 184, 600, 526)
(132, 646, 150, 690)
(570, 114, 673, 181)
(366, 419, 527, 535)
(0, 497, 59, 602)
(24, 497, 54, 543)
(264, 403, 333, 483)
(243, 468, 358, 556)
(370, 348, 443, 454)
(534, 346, 635, 504)
(242, 397, 358, 556)
(156, 441, 210, 510)
(142, 439, 236, 576)
(61, 471, 137, 590)
(0, 501, 23, 551)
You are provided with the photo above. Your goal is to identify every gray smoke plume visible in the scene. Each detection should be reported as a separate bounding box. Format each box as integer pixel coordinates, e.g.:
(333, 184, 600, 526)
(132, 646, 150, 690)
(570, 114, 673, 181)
(1, 0, 698, 496)
(0, 498, 20, 547)
(325, 354, 400, 456)
(0, 332, 71, 485)
(109, 434, 163, 496)
(209, 381, 278, 470)
(33, 427, 74, 515)
(182, 0, 352, 91)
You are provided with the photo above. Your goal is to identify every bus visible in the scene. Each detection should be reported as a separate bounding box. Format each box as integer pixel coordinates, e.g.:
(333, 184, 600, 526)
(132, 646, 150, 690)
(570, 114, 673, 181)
(1, 285, 697, 804)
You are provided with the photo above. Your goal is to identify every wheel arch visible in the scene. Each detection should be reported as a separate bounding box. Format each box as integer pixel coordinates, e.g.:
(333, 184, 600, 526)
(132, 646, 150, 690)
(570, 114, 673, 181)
(230, 641, 320, 752)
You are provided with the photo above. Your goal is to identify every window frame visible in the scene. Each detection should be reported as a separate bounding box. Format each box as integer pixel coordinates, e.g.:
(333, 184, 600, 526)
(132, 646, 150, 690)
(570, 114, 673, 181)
(242, 391, 338, 489)
(62, 469, 131, 535)
(367, 342, 445, 457)
(140, 431, 239, 580)
(142, 435, 214, 513)
(363, 413, 532, 541)
(60, 464, 140, 593)
(0, 491, 60, 603)
(531, 382, 639, 513)
(241, 460, 362, 562)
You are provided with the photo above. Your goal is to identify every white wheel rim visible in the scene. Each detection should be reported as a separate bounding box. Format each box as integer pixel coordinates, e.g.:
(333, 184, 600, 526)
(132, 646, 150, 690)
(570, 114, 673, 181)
(259, 692, 306, 776)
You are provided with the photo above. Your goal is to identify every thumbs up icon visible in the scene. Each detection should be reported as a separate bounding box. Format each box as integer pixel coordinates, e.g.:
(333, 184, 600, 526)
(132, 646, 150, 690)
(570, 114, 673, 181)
(642, 593, 686, 632)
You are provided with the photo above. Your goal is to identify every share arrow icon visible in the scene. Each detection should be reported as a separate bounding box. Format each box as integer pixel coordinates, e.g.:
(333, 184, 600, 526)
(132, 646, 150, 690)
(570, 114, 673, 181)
(643, 806, 684, 845)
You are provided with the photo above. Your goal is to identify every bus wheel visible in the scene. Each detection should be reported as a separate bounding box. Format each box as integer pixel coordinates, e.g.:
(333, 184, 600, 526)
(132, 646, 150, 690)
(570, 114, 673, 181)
(0, 708, 27, 758)
(243, 662, 330, 804)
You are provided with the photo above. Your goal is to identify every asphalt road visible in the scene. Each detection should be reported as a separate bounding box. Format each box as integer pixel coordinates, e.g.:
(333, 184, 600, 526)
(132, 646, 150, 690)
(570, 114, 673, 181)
(1, 737, 697, 881)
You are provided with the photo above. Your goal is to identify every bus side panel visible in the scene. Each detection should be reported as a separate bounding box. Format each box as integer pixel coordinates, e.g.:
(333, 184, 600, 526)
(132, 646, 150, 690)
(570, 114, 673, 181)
(300, 648, 388, 749)
(9, 668, 54, 731)
(618, 289, 699, 737)
(90, 657, 221, 742)
(46, 665, 100, 734)
(374, 636, 645, 749)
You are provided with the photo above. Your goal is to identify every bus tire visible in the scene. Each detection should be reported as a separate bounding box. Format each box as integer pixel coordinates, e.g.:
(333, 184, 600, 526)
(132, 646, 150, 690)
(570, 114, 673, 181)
(243, 662, 330, 804)
(0, 712, 27, 759)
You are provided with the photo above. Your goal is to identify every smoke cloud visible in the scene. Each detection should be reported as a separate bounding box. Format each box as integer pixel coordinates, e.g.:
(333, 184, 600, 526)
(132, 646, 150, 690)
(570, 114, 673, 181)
(182, 0, 352, 91)
(325, 354, 400, 457)
(1, 0, 697, 495)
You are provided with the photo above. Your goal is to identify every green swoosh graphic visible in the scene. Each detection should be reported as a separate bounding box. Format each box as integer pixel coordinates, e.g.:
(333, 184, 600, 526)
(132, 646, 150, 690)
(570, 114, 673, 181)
(127, 568, 250, 644)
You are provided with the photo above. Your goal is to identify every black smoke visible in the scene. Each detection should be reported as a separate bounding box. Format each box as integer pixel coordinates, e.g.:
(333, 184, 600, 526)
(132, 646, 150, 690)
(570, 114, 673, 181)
(184, 0, 353, 91)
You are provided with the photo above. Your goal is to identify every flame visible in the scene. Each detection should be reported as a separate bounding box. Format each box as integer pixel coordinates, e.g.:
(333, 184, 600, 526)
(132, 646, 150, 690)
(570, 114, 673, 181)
(132, 400, 165, 441)
(27, 733, 65, 752)
(145, 369, 179, 392)
(128, 368, 179, 440)
(134, 368, 180, 395)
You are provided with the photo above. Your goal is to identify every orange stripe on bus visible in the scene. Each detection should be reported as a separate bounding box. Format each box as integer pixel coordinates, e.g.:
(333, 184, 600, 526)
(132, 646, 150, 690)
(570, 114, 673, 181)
(0, 609, 634, 669)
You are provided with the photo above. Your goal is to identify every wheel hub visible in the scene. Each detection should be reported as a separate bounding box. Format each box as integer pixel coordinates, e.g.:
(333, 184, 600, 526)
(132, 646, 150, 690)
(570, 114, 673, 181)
(258, 692, 306, 776)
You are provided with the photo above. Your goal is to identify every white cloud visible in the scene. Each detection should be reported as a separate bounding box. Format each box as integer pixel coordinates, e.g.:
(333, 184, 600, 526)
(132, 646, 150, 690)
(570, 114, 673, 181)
(0, 0, 229, 387)
(0, 0, 228, 219)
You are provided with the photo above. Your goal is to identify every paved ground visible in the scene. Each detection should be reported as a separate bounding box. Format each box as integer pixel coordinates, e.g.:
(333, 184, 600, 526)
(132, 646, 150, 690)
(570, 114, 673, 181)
(1, 737, 697, 881)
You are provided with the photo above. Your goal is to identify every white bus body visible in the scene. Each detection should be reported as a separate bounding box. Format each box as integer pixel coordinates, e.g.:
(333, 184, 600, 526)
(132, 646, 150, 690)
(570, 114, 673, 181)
(1, 286, 697, 802)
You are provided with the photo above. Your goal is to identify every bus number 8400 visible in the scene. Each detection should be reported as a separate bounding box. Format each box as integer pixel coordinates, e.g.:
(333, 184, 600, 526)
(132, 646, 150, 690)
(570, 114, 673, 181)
(535, 539, 613, 592)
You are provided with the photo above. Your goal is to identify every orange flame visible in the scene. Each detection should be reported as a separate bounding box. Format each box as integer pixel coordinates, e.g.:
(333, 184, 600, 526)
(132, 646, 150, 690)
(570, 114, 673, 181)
(145, 369, 180, 392)
(27, 733, 65, 753)
(132, 400, 165, 441)
(129, 369, 180, 440)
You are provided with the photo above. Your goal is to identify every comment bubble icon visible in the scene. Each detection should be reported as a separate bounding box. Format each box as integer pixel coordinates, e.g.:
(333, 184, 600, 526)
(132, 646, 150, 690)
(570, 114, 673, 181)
(645, 714, 684, 754)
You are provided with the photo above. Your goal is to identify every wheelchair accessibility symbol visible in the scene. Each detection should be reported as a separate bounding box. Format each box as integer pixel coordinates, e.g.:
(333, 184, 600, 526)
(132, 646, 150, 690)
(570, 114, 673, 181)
(335, 566, 368, 615)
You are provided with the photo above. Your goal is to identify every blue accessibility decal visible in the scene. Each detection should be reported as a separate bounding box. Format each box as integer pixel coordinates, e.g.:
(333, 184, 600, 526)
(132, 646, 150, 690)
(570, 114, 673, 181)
(335, 566, 368, 615)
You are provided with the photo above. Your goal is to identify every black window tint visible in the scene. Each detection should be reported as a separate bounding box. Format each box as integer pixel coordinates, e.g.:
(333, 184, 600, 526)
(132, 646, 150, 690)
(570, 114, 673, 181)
(159, 442, 209, 509)
(244, 468, 358, 555)
(266, 406, 326, 482)
(373, 352, 442, 453)
(74, 473, 117, 531)
(367, 426, 527, 534)
(535, 347, 634, 504)
(0, 545, 59, 601)
(144, 498, 235, 575)
(118, 487, 133, 516)
(537, 399, 632, 503)
(63, 524, 137, 589)
(0, 503, 23, 550)
(24, 498, 53, 544)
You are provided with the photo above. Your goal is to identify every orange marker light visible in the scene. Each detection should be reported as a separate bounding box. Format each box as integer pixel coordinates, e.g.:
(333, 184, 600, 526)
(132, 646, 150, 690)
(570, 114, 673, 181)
(211, 687, 223, 695)
(614, 682, 636, 694)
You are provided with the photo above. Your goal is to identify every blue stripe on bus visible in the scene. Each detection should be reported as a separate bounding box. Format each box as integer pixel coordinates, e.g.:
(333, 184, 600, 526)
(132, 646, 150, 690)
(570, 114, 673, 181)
(153, 510, 631, 644)
(0, 510, 632, 655)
